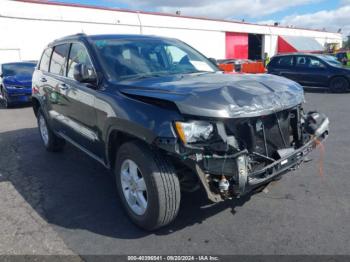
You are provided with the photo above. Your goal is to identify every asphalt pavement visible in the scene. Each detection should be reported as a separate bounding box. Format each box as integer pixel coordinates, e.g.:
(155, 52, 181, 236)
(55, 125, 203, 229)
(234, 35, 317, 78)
(0, 90, 349, 257)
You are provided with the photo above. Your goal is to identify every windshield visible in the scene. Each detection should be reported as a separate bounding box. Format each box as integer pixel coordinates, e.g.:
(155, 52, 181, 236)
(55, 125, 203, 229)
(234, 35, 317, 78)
(92, 38, 218, 80)
(317, 55, 343, 66)
(2, 63, 36, 77)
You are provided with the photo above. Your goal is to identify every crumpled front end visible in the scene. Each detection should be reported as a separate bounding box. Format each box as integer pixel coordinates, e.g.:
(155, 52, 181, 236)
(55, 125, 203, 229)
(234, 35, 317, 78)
(168, 105, 329, 202)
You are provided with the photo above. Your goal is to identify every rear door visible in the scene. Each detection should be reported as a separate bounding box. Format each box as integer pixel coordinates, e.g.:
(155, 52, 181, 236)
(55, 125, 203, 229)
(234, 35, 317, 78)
(33, 47, 59, 127)
(268, 55, 298, 81)
(46, 44, 71, 132)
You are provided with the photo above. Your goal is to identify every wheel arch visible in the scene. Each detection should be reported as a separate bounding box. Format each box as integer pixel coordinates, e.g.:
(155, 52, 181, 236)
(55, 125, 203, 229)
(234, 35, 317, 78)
(328, 75, 350, 86)
(32, 96, 41, 117)
(105, 127, 155, 170)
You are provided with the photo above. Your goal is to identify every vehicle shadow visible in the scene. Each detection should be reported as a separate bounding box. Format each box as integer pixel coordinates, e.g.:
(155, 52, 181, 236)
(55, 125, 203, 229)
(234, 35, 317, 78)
(303, 86, 350, 94)
(0, 98, 32, 109)
(0, 127, 254, 239)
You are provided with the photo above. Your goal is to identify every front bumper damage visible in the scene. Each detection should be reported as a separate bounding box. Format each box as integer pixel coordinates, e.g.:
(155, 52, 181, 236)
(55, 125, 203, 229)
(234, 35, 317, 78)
(166, 108, 329, 202)
(196, 130, 327, 202)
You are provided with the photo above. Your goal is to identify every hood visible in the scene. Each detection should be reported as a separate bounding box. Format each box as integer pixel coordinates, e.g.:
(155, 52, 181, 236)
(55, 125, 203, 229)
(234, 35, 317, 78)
(118, 73, 304, 118)
(3, 74, 32, 88)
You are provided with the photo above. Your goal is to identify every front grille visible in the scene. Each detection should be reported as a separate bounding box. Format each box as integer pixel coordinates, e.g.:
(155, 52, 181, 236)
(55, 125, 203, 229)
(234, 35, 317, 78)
(225, 109, 292, 158)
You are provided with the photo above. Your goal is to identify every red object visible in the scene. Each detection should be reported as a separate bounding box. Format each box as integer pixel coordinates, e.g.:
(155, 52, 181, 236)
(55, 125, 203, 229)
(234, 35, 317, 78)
(225, 32, 248, 59)
(218, 63, 234, 72)
(241, 62, 266, 74)
(277, 36, 298, 53)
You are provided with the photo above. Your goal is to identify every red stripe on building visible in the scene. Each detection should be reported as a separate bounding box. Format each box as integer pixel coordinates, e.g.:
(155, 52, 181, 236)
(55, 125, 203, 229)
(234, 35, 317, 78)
(277, 36, 297, 53)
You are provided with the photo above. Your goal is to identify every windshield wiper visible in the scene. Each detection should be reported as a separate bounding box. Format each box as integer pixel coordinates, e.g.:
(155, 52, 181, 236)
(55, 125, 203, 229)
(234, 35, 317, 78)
(179, 70, 216, 75)
(120, 73, 168, 81)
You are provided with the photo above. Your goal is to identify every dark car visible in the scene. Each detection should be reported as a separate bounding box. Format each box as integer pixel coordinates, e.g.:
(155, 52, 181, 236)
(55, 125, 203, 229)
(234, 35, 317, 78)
(0, 61, 37, 107)
(32, 34, 329, 230)
(267, 53, 350, 92)
(335, 51, 348, 65)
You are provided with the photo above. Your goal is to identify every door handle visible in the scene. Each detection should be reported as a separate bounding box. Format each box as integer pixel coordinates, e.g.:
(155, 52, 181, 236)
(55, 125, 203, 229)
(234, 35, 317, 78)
(40, 77, 47, 83)
(59, 83, 69, 91)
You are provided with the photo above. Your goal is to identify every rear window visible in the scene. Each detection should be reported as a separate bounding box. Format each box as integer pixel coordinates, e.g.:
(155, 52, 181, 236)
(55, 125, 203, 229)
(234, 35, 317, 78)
(50, 44, 70, 76)
(39, 48, 52, 72)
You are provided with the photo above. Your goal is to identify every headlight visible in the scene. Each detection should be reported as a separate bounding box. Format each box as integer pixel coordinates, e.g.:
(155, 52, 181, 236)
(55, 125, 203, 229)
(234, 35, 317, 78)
(174, 121, 214, 144)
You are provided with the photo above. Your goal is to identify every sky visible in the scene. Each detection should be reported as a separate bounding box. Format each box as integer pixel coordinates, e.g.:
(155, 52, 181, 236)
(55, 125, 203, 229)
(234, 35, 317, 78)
(51, 0, 350, 38)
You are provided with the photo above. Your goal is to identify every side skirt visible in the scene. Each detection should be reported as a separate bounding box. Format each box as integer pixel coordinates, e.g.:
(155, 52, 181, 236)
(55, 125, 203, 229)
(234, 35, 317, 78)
(58, 132, 110, 169)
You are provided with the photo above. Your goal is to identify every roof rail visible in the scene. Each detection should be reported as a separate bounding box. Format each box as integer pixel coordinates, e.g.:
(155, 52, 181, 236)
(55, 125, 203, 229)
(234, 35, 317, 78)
(53, 33, 87, 43)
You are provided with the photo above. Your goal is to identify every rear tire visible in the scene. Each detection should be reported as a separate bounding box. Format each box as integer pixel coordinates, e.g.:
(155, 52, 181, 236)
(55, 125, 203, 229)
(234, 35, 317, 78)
(37, 108, 65, 152)
(115, 141, 181, 231)
(329, 77, 349, 93)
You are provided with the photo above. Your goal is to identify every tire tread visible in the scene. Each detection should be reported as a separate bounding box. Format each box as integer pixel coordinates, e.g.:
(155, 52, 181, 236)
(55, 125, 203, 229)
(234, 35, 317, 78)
(152, 152, 180, 227)
(115, 141, 180, 230)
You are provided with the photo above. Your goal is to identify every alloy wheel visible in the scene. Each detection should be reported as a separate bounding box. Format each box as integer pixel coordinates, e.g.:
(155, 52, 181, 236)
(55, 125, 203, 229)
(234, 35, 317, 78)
(120, 159, 148, 215)
(39, 114, 49, 146)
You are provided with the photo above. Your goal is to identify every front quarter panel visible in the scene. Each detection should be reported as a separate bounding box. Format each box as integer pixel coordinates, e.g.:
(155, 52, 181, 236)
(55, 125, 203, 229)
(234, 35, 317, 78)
(94, 87, 184, 160)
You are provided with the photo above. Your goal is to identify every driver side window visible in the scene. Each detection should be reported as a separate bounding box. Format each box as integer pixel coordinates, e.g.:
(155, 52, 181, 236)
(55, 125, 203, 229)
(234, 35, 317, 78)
(67, 43, 94, 79)
(296, 56, 325, 69)
(309, 57, 326, 68)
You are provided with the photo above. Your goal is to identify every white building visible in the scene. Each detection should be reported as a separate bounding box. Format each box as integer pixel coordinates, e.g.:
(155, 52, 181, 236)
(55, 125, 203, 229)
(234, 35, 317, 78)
(0, 0, 343, 63)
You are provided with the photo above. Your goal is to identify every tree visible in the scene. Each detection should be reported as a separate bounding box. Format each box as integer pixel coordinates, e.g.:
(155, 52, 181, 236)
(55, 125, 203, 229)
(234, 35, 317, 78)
(343, 35, 350, 49)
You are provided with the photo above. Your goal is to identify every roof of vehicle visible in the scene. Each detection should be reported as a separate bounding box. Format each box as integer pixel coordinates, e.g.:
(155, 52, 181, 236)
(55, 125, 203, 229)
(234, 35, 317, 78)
(273, 52, 321, 57)
(49, 33, 175, 46)
(271, 53, 336, 59)
(1, 61, 37, 66)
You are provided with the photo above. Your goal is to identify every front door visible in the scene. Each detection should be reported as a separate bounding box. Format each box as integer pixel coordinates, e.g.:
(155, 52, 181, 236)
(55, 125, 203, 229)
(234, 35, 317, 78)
(58, 42, 101, 157)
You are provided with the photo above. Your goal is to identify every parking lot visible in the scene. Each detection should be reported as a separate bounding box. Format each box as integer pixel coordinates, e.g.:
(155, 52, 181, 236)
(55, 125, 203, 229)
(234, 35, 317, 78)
(0, 90, 350, 256)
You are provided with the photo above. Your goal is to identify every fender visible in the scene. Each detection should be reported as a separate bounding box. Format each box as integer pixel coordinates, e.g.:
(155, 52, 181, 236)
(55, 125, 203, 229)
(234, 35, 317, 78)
(101, 94, 184, 167)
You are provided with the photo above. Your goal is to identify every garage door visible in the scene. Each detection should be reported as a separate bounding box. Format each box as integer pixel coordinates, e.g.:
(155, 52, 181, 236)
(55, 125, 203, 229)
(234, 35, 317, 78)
(225, 32, 248, 59)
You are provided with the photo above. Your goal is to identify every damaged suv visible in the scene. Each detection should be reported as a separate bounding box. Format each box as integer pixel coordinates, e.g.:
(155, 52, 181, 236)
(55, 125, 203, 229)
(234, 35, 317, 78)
(32, 34, 329, 230)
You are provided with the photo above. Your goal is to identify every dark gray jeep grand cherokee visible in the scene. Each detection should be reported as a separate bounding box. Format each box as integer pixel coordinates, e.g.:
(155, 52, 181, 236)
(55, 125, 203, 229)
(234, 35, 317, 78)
(32, 34, 329, 230)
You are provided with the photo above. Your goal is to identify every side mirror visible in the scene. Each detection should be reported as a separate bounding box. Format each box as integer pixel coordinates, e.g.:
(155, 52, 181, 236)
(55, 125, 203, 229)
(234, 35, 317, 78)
(208, 57, 218, 65)
(73, 63, 97, 84)
(0, 73, 3, 78)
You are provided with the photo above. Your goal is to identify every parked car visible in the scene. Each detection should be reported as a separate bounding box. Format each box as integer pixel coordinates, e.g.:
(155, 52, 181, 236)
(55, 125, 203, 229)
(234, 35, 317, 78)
(335, 51, 349, 66)
(32, 34, 329, 230)
(267, 53, 350, 92)
(0, 61, 37, 107)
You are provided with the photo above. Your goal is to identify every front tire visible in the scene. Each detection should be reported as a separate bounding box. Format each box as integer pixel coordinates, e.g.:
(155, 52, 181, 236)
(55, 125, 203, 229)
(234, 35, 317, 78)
(115, 141, 181, 231)
(0, 87, 9, 108)
(329, 77, 349, 92)
(37, 108, 65, 152)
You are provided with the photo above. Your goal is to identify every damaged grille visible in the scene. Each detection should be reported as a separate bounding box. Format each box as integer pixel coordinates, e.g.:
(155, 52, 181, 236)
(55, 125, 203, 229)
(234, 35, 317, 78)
(225, 109, 294, 159)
